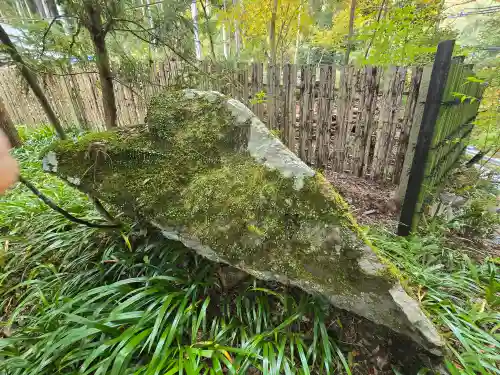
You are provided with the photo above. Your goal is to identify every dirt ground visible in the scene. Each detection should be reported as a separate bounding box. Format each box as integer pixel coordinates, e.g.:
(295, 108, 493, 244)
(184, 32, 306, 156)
(326, 171, 400, 227)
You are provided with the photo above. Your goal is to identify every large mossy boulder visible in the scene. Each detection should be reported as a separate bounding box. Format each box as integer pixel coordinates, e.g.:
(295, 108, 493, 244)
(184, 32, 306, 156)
(43, 89, 443, 353)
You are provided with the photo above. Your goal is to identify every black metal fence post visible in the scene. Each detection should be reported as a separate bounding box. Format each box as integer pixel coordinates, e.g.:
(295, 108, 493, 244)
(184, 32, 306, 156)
(397, 40, 455, 236)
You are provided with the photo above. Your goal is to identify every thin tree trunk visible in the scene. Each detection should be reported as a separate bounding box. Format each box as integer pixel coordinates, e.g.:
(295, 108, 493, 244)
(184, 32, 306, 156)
(22, 0, 32, 18)
(92, 34, 117, 129)
(14, 0, 26, 20)
(293, 4, 301, 64)
(222, 0, 229, 59)
(34, 0, 46, 17)
(269, 0, 278, 65)
(344, 0, 356, 66)
(145, 0, 154, 29)
(0, 98, 22, 148)
(55, 2, 73, 35)
(25, 0, 37, 16)
(40, 0, 52, 17)
(199, 0, 216, 60)
(83, 2, 117, 129)
(139, 0, 154, 62)
(46, 0, 58, 17)
(233, 0, 240, 57)
(0, 24, 66, 139)
(222, 25, 229, 58)
(364, 0, 386, 59)
(191, 0, 202, 60)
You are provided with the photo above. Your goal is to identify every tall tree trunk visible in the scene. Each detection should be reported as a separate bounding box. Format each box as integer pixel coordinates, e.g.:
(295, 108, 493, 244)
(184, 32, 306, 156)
(269, 0, 278, 65)
(40, 0, 52, 17)
(0, 24, 66, 139)
(199, 0, 216, 60)
(92, 34, 117, 129)
(83, 2, 117, 129)
(14, 0, 26, 20)
(34, 0, 46, 17)
(23, 0, 33, 17)
(222, 0, 229, 59)
(145, 0, 154, 29)
(233, 0, 240, 57)
(46, 0, 58, 18)
(191, 0, 202, 60)
(364, 0, 386, 59)
(222, 26, 229, 59)
(344, 0, 356, 66)
(0, 97, 22, 148)
(139, 0, 154, 62)
(55, 2, 73, 35)
(293, 3, 302, 64)
(25, 0, 38, 16)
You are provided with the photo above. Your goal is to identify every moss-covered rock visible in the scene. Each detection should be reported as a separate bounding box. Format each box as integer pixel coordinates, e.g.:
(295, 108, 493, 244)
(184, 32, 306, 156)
(43, 89, 443, 354)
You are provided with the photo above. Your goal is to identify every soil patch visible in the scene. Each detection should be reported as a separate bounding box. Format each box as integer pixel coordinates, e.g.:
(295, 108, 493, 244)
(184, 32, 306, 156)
(326, 171, 400, 227)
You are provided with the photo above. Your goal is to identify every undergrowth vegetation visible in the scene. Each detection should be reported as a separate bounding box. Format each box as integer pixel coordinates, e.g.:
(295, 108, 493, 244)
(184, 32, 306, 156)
(0, 128, 498, 375)
(370, 231, 499, 375)
(0, 128, 351, 374)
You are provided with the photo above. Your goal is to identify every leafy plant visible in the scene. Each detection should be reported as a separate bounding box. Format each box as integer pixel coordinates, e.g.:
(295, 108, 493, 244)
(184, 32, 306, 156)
(449, 197, 500, 239)
(370, 230, 500, 375)
(0, 129, 350, 374)
(250, 90, 267, 105)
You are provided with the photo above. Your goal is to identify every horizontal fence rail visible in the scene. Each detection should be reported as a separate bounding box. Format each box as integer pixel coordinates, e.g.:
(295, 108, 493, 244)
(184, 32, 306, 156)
(1, 61, 432, 184)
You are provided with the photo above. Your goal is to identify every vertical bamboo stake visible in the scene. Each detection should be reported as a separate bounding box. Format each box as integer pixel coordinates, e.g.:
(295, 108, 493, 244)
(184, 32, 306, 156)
(358, 66, 381, 177)
(282, 64, 297, 152)
(268, 63, 277, 130)
(251, 63, 264, 120)
(299, 65, 314, 163)
(334, 66, 354, 171)
(393, 67, 423, 183)
(315, 65, 335, 169)
(238, 62, 249, 106)
(382, 67, 407, 180)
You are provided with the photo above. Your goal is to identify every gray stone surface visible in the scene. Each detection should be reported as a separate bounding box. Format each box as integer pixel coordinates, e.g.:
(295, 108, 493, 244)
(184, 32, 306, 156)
(43, 89, 444, 354)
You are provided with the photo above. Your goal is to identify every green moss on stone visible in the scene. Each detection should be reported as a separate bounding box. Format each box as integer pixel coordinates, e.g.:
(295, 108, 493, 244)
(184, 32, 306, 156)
(47, 90, 398, 296)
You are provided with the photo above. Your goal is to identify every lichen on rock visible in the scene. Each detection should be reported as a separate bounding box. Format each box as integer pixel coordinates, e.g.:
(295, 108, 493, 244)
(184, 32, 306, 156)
(43, 89, 443, 354)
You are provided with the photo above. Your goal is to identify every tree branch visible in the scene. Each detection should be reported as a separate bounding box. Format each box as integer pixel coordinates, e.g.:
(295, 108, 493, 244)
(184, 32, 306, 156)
(364, 0, 386, 59)
(112, 19, 199, 69)
(19, 176, 120, 229)
(39, 15, 64, 59)
(69, 21, 82, 56)
(112, 76, 144, 99)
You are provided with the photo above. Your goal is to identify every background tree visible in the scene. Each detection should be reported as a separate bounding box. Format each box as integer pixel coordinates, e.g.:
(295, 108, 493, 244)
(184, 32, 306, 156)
(0, 96, 21, 148)
(343, 0, 355, 65)
(61, 0, 121, 129)
(218, 0, 311, 63)
(0, 23, 67, 139)
(310, 0, 455, 66)
(2, 0, 199, 130)
(465, 11, 500, 156)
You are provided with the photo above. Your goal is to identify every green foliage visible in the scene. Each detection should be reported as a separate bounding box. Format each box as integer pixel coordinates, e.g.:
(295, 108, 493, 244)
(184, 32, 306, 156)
(450, 197, 500, 239)
(310, 0, 456, 66)
(0, 0, 196, 89)
(452, 92, 478, 104)
(0, 128, 351, 375)
(356, 2, 445, 65)
(249, 90, 267, 104)
(370, 230, 500, 375)
(1, 127, 498, 375)
(445, 168, 500, 240)
(462, 13, 500, 154)
(217, 0, 311, 63)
